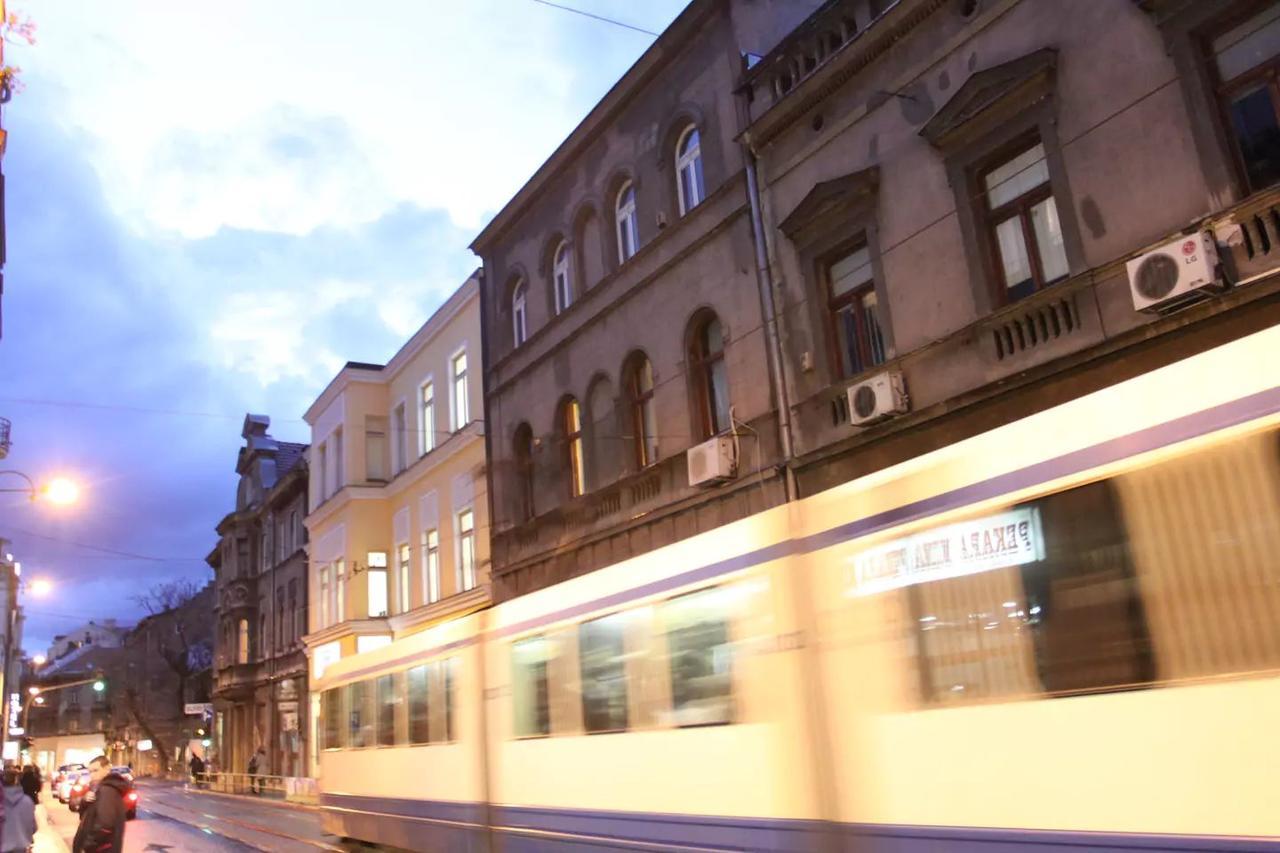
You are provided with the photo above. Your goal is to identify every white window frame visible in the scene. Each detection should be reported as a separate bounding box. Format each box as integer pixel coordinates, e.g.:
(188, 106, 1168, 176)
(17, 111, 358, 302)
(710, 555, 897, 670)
(368, 566, 388, 618)
(553, 241, 572, 314)
(616, 182, 639, 264)
(396, 542, 412, 614)
(334, 559, 346, 623)
(512, 280, 528, 346)
(392, 399, 409, 475)
(423, 527, 440, 604)
(450, 347, 469, 432)
(420, 378, 436, 457)
(319, 566, 330, 629)
(456, 508, 476, 593)
(676, 125, 704, 215)
(332, 426, 344, 494)
(317, 444, 328, 501)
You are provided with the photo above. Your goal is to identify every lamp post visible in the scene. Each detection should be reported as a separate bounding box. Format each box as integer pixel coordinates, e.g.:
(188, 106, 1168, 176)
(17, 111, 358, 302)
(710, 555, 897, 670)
(0, 471, 79, 505)
(22, 675, 104, 733)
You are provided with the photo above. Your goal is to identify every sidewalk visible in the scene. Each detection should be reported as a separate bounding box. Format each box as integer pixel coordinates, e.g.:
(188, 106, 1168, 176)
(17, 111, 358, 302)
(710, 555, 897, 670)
(33, 803, 70, 853)
(147, 777, 321, 813)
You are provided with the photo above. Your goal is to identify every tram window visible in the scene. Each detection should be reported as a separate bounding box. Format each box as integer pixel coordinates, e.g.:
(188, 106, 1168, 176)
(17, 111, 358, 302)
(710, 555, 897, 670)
(323, 688, 343, 749)
(896, 479, 1152, 702)
(512, 636, 552, 737)
(407, 664, 430, 745)
(663, 589, 733, 726)
(348, 680, 375, 748)
(376, 674, 396, 747)
(428, 659, 453, 743)
(579, 613, 630, 733)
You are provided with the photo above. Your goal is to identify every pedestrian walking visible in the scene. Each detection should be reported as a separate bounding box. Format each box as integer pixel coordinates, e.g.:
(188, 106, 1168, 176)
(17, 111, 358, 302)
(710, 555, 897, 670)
(71, 756, 128, 853)
(19, 765, 39, 806)
(188, 751, 205, 790)
(1, 767, 35, 853)
(247, 746, 266, 796)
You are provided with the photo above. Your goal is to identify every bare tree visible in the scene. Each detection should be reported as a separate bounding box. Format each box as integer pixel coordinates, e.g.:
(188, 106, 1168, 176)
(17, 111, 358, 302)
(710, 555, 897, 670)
(125, 580, 206, 774)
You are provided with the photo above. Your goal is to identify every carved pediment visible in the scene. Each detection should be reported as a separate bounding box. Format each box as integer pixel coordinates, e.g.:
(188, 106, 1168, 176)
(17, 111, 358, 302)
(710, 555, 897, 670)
(920, 48, 1058, 149)
(779, 166, 880, 243)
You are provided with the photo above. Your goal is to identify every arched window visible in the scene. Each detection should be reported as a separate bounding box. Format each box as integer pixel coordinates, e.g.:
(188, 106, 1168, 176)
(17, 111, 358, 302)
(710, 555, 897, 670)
(513, 423, 535, 522)
(553, 242, 573, 314)
(615, 182, 640, 264)
(625, 353, 658, 468)
(562, 397, 587, 498)
(676, 126, 705, 215)
(689, 312, 730, 439)
(512, 279, 528, 347)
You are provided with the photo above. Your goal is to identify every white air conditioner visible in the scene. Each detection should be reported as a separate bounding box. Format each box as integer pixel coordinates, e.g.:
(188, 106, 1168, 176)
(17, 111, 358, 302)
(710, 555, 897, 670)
(687, 436, 737, 486)
(1126, 232, 1222, 313)
(847, 370, 908, 426)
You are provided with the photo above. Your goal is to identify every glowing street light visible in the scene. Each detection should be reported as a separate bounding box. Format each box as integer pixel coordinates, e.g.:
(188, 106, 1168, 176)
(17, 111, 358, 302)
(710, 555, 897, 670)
(31, 655, 45, 666)
(92, 680, 105, 692)
(32, 696, 43, 705)
(41, 478, 79, 506)
(25, 686, 37, 696)
(28, 579, 51, 598)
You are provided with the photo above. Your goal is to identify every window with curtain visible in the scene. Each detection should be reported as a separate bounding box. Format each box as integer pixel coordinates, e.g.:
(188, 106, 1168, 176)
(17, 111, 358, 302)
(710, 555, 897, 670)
(1210, 3, 1280, 192)
(420, 381, 435, 456)
(689, 313, 730, 439)
(616, 182, 640, 263)
(422, 527, 440, 604)
(676, 126, 705, 215)
(458, 509, 476, 592)
(563, 398, 587, 497)
(626, 353, 658, 468)
(512, 279, 528, 346)
(452, 351, 469, 431)
(981, 139, 1068, 302)
(824, 243, 886, 378)
(553, 241, 573, 314)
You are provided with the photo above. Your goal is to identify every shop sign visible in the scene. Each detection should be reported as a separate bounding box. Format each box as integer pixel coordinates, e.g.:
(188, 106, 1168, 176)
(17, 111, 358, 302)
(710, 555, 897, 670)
(852, 507, 1044, 596)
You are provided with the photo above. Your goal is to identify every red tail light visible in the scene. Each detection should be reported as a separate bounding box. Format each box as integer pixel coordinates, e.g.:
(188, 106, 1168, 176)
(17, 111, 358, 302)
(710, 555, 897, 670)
(125, 792, 138, 803)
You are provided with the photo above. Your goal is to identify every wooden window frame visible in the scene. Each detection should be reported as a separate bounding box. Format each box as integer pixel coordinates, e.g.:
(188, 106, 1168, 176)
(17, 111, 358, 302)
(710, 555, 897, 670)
(625, 354, 657, 469)
(1202, 1, 1280, 194)
(977, 134, 1064, 303)
(563, 398, 587, 498)
(818, 236, 887, 380)
(688, 314, 729, 440)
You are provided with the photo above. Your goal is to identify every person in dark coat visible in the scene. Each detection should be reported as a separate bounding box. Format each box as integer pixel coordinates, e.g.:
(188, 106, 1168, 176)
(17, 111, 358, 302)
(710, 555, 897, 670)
(71, 756, 128, 853)
(20, 764, 40, 806)
(189, 751, 205, 789)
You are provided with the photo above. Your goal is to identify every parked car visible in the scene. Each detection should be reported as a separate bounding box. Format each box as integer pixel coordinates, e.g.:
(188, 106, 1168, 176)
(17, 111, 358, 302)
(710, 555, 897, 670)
(111, 766, 138, 820)
(54, 765, 85, 803)
(65, 770, 91, 811)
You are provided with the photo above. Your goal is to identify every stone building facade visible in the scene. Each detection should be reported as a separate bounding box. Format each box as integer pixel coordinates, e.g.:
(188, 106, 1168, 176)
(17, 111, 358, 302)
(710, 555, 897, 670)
(474, 0, 825, 600)
(476, 0, 1280, 599)
(209, 415, 310, 780)
(302, 274, 489, 777)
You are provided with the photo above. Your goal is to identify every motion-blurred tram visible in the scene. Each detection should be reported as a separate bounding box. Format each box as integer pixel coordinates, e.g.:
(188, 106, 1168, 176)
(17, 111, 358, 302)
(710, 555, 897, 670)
(315, 323, 1280, 851)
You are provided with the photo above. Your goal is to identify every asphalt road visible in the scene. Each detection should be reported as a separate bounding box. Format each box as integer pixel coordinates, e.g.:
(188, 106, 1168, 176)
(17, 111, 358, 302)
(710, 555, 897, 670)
(43, 779, 340, 852)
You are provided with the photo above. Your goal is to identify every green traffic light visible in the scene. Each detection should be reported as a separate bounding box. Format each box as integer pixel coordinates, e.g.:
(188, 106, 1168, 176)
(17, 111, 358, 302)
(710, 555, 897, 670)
(92, 680, 105, 692)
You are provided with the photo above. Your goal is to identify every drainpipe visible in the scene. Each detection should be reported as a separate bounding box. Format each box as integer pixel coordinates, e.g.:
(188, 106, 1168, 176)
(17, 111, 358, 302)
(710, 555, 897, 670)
(742, 141, 798, 502)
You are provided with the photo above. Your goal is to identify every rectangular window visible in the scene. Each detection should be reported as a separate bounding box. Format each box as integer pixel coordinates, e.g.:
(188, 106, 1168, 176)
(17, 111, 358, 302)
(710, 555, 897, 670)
(393, 403, 408, 475)
(1212, 3, 1280, 192)
(981, 140, 1068, 302)
(457, 509, 476, 592)
(407, 664, 430, 745)
(334, 560, 346, 624)
(397, 543, 412, 613)
(423, 528, 440, 604)
(323, 689, 343, 749)
(663, 589, 733, 726)
(825, 244, 886, 378)
(368, 567, 388, 618)
(579, 613, 629, 733)
(420, 381, 435, 456)
(365, 416, 388, 482)
(319, 577, 330, 630)
(238, 619, 249, 664)
(347, 681, 374, 748)
(290, 511, 299, 550)
(376, 674, 396, 747)
(452, 351, 469, 431)
(260, 532, 269, 573)
(276, 520, 285, 562)
(333, 427, 344, 492)
(512, 637, 551, 737)
(318, 445, 328, 500)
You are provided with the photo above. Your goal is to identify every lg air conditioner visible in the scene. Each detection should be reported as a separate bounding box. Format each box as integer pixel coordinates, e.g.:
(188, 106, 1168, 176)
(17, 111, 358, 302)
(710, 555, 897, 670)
(1126, 232, 1222, 313)
(687, 436, 736, 487)
(847, 370, 908, 426)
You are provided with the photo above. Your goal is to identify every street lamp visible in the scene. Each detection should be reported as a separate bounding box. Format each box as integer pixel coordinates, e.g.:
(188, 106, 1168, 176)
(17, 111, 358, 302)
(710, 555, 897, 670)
(0, 471, 80, 505)
(27, 580, 50, 598)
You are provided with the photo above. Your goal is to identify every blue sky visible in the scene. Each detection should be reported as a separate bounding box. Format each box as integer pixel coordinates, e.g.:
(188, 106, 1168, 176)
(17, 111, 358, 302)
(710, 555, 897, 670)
(0, 0, 688, 653)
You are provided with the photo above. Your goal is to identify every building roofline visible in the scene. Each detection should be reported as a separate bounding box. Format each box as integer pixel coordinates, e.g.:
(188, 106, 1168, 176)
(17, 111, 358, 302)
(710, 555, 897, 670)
(469, 0, 722, 253)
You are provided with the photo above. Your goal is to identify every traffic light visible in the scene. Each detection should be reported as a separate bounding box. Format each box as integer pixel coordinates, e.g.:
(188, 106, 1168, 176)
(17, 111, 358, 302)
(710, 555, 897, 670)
(92, 680, 105, 693)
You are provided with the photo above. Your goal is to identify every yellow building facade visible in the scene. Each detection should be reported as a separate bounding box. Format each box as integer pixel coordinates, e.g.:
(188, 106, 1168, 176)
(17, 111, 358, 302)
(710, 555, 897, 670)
(301, 273, 489, 776)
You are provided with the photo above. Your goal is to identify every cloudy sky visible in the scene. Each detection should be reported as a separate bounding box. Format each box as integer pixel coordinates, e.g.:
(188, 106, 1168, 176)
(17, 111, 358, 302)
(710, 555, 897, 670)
(0, 0, 688, 653)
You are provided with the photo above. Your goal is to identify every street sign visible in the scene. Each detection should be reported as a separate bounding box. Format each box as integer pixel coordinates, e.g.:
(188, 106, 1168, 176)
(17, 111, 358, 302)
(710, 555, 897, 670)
(184, 703, 214, 716)
(137, 739, 153, 751)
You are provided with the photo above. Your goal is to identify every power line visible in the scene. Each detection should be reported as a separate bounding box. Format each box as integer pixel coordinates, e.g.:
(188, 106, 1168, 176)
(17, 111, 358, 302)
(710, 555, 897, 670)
(527, 0, 659, 36)
(11, 528, 210, 564)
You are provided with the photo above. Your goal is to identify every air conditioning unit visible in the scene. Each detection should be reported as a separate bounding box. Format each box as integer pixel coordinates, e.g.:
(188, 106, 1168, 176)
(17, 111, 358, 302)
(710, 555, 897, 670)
(847, 370, 908, 426)
(1126, 232, 1222, 313)
(687, 436, 736, 486)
